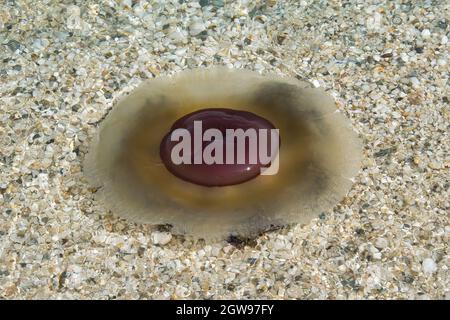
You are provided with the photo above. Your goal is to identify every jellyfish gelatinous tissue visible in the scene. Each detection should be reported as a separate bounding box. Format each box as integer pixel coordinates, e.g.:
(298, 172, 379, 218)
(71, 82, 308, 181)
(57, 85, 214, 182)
(84, 68, 362, 239)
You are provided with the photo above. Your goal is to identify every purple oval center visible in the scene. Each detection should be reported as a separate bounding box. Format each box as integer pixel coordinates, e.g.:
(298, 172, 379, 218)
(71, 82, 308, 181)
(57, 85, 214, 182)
(160, 108, 278, 187)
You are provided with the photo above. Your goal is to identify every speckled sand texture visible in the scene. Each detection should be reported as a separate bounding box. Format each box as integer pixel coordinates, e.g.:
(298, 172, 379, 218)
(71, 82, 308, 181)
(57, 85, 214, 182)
(0, 0, 448, 299)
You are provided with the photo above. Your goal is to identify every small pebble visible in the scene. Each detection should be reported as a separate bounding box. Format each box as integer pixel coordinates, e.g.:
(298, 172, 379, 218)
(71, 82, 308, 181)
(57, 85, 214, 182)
(422, 258, 437, 274)
(6, 40, 22, 52)
(375, 237, 388, 249)
(410, 77, 420, 88)
(366, 12, 383, 32)
(168, 29, 185, 43)
(211, 0, 224, 7)
(151, 231, 172, 246)
(421, 29, 431, 39)
(189, 22, 206, 36)
(66, 5, 82, 30)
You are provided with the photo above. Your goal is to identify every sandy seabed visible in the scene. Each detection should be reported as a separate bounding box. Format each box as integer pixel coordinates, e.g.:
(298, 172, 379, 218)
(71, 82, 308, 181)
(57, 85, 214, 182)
(0, 0, 448, 299)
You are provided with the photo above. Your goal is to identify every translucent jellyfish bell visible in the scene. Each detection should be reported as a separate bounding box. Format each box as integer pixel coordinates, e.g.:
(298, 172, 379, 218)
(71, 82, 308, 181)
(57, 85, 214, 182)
(84, 68, 362, 240)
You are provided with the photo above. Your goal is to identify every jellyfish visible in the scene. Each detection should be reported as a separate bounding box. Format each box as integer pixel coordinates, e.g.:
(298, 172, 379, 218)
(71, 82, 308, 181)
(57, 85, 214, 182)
(84, 68, 361, 240)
